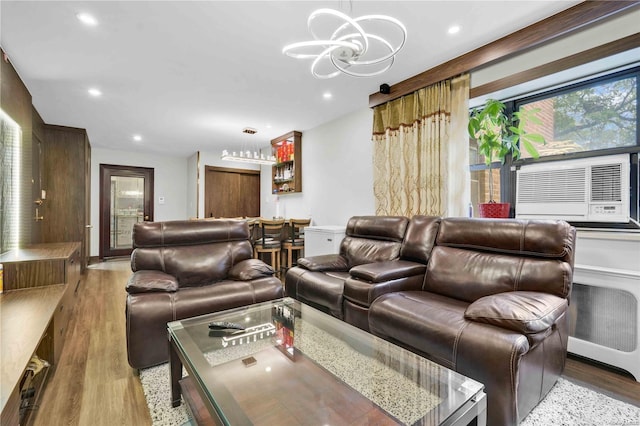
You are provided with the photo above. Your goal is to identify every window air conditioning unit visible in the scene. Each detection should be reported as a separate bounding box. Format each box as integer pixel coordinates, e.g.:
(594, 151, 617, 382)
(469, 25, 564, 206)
(516, 153, 630, 223)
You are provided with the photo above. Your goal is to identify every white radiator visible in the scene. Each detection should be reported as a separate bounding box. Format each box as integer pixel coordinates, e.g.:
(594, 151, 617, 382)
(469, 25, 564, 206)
(568, 264, 640, 381)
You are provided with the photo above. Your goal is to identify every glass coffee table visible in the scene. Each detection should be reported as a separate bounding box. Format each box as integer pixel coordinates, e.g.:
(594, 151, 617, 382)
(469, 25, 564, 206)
(168, 298, 486, 426)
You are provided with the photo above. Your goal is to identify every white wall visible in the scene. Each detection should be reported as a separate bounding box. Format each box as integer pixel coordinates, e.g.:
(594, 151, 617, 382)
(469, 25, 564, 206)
(186, 152, 198, 219)
(89, 148, 189, 256)
(260, 108, 375, 226)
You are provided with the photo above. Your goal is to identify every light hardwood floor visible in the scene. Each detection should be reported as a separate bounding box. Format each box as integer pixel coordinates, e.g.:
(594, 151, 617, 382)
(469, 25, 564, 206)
(30, 260, 639, 425)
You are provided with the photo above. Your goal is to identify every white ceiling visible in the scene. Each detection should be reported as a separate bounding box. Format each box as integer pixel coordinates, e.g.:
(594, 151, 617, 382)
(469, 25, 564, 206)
(0, 1, 581, 158)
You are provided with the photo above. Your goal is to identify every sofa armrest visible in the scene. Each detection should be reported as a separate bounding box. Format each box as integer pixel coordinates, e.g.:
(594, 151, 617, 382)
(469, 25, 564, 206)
(126, 270, 178, 294)
(465, 291, 568, 334)
(297, 254, 349, 272)
(229, 259, 274, 281)
(350, 260, 426, 283)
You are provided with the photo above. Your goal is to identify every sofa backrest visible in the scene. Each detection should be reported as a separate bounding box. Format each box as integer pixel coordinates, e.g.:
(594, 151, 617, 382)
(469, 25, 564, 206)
(131, 219, 253, 287)
(400, 215, 441, 264)
(423, 217, 576, 302)
(340, 216, 409, 268)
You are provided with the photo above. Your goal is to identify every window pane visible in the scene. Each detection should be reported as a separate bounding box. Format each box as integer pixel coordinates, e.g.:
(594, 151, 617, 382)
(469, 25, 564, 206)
(470, 168, 501, 215)
(520, 75, 637, 158)
(469, 138, 486, 166)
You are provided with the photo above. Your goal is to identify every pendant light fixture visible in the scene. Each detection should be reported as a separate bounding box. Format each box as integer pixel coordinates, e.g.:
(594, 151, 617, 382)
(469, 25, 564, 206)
(221, 128, 276, 165)
(282, 8, 407, 79)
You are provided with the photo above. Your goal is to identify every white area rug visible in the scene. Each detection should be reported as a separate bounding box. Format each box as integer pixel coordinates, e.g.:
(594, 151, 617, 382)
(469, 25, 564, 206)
(520, 378, 640, 426)
(140, 364, 639, 426)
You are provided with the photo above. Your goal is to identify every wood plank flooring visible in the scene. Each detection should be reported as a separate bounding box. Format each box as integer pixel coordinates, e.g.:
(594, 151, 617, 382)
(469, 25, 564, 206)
(29, 260, 639, 425)
(30, 259, 151, 426)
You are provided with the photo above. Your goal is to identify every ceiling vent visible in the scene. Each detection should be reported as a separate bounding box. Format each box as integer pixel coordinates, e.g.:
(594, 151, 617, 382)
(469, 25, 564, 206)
(242, 127, 257, 135)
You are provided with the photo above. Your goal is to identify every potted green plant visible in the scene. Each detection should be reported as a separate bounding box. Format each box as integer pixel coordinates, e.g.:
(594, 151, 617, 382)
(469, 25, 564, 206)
(468, 99, 545, 218)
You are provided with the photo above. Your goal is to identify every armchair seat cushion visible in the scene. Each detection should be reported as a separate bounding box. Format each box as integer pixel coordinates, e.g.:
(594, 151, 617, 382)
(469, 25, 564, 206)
(464, 291, 568, 335)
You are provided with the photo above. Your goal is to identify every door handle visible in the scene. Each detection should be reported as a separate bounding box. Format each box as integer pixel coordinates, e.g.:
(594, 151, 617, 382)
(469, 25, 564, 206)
(85, 225, 93, 228)
(144, 215, 150, 220)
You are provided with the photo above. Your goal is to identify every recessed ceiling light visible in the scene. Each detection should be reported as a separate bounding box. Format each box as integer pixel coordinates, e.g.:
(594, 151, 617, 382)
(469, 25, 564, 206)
(88, 88, 102, 97)
(448, 25, 461, 35)
(266, 124, 272, 129)
(323, 92, 332, 100)
(76, 12, 98, 26)
(133, 135, 142, 142)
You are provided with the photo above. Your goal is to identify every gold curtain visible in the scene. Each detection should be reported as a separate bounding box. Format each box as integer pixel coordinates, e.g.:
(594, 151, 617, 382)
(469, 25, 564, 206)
(372, 74, 470, 217)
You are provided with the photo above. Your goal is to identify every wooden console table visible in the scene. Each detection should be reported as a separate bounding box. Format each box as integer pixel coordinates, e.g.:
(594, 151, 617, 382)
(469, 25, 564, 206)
(0, 242, 81, 425)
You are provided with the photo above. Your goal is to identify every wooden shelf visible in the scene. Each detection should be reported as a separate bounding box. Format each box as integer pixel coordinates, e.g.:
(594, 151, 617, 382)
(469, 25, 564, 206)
(271, 131, 302, 194)
(0, 285, 66, 425)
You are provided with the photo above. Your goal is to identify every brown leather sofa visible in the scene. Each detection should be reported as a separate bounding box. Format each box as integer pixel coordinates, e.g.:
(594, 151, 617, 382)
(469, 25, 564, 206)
(125, 219, 283, 369)
(286, 215, 576, 426)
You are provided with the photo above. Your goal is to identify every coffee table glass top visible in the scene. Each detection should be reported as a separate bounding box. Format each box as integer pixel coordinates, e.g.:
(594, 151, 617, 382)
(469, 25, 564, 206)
(168, 298, 484, 425)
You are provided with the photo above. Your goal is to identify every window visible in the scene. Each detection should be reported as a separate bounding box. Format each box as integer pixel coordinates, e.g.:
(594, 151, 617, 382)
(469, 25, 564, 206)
(517, 71, 637, 158)
(469, 67, 639, 224)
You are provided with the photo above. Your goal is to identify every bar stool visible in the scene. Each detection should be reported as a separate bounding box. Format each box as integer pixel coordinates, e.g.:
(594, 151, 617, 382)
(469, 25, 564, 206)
(253, 218, 285, 275)
(282, 218, 311, 271)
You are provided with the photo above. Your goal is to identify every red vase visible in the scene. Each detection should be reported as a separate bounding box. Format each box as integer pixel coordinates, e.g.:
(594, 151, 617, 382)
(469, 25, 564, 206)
(478, 202, 511, 218)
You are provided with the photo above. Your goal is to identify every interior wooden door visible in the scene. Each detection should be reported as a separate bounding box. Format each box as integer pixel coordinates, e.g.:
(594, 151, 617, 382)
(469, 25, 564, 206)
(99, 164, 154, 259)
(204, 166, 260, 218)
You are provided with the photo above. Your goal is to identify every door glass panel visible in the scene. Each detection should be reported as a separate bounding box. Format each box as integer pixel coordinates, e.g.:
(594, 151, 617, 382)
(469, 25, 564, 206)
(110, 176, 145, 250)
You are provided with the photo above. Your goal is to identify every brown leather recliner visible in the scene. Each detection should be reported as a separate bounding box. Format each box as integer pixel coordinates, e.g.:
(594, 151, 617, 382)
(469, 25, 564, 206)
(285, 216, 409, 319)
(368, 217, 576, 426)
(343, 215, 441, 331)
(125, 219, 283, 369)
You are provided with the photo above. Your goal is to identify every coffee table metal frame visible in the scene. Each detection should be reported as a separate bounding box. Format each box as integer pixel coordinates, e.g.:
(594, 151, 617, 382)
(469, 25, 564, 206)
(168, 298, 486, 426)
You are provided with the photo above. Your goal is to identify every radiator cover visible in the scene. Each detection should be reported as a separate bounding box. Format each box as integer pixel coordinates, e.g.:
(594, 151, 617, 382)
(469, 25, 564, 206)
(568, 264, 640, 381)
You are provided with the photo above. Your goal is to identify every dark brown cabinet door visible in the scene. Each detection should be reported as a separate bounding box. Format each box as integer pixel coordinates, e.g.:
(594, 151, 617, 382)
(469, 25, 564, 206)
(204, 166, 260, 218)
(99, 164, 154, 259)
(42, 125, 91, 271)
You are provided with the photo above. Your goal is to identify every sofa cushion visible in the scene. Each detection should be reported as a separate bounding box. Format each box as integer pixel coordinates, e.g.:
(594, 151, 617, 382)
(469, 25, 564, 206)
(132, 241, 253, 287)
(400, 215, 441, 264)
(423, 246, 574, 302)
(465, 291, 568, 334)
(368, 291, 470, 369)
(229, 259, 274, 280)
(341, 238, 403, 268)
(126, 270, 178, 294)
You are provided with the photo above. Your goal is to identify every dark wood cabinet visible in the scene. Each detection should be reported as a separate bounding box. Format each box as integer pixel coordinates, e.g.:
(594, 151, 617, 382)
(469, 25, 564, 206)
(42, 125, 91, 271)
(271, 131, 302, 194)
(0, 242, 81, 426)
